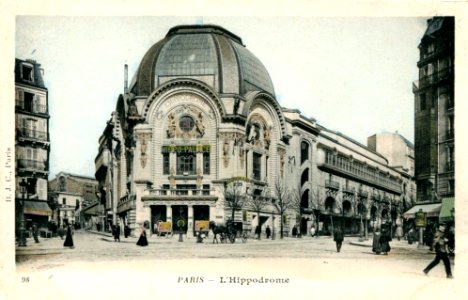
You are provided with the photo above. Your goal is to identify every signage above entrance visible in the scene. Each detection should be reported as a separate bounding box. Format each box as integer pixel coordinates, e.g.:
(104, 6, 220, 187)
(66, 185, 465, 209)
(162, 145, 210, 153)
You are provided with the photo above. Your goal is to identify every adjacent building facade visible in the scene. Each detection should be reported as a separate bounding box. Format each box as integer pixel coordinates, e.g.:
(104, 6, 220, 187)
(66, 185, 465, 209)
(411, 17, 454, 224)
(15, 58, 51, 233)
(367, 132, 416, 210)
(48, 172, 100, 229)
(95, 25, 411, 237)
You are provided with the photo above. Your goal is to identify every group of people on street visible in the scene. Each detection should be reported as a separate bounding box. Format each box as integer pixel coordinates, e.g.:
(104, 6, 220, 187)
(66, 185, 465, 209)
(56, 218, 454, 279)
(372, 226, 392, 255)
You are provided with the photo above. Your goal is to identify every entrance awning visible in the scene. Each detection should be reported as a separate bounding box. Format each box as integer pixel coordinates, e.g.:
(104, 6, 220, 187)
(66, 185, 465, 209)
(439, 197, 455, 223)
(82, 203, 100, 215)
(23, 200, 51, 216)
(403, 203, 442, 219)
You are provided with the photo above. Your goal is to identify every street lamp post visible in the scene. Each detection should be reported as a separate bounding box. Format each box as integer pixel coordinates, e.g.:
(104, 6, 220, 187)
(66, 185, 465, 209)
(178, 206, 184, 242)
(271, 211, 275, 240)
(18, 179, 28, 247)
(269, 190, 275, 240)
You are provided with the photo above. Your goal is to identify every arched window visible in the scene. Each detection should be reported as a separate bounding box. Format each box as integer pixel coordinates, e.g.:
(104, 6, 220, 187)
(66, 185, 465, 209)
(325, 197, 335, 213)
(300, 141, 309, 164)
(343, 201, 352, 216)
(370, 206, 378, 221)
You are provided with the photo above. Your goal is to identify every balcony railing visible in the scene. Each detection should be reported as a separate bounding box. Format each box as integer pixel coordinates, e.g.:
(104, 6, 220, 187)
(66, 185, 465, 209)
(325, 180, 340, 190)
(16, 127, 48, 141)
(413, 67, 453, 92)
(148, 188, 215, 197)
(322, 151, 401, 193)
(119, 194, 136, 205)
(342, 187, 355, 194)
(17, 159, 46, 170)
(15, 101, 48, 114)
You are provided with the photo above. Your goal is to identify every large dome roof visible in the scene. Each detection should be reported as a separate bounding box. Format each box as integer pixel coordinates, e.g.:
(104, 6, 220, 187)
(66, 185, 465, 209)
(129, 24, 275, 97)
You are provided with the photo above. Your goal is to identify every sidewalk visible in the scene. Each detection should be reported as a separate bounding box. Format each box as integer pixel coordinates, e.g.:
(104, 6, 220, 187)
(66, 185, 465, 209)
(347, 235, 432, 251)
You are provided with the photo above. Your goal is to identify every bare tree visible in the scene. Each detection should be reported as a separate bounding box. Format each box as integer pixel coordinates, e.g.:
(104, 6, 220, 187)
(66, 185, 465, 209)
(272, 177, 293, 239)
(309, 187, 324, 236)
(222, 177, 249, 221)
(246, 188, 269, 239)
(289, 181, 303, 237)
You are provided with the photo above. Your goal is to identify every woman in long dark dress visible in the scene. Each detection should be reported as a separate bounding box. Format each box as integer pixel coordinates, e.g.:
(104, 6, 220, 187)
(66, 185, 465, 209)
(380, 228, 391, 255)
(372, 228, 382, 254)
(63, 225, 74, 249)
(136, 227, 148, 246)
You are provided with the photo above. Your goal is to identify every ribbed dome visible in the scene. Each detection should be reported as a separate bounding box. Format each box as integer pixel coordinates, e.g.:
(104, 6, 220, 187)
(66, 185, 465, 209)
(129, 25, 275, 97)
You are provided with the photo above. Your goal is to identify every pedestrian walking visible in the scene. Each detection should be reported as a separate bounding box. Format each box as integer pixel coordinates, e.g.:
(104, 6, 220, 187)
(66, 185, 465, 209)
(32, 223, 40, 243)
(333, 226, 344, 253)
(423, 223, 453, 279)
(372, 228, 382, 255)
(136, 226, 149, 246)
(124, 225, 130, 238)
(255, 225, 262, 239)
(265, 225, 271, 239)
(112, 224, 121, 242)
(63, 225, 74, 249)
(380, 226, 391, 255)
(292, 225, 298, 237)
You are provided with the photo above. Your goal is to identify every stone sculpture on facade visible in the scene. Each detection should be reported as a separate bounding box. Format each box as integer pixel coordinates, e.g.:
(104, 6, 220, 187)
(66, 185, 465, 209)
(167, 113, 176, 138)
(195, 112, 205, 137)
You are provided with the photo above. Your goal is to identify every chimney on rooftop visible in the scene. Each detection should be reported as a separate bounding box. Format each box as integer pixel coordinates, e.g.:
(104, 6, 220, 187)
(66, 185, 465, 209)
(124, 63, 128, 94)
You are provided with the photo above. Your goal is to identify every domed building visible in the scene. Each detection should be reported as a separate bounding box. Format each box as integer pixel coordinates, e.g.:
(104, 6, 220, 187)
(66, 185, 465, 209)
(95, 25, 411, 239)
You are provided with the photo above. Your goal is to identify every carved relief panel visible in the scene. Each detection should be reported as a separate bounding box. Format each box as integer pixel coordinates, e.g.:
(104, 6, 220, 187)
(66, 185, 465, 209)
(136, 132, 152, 168)
(246, 114, 271, 150)
(165, 106, 206, 139)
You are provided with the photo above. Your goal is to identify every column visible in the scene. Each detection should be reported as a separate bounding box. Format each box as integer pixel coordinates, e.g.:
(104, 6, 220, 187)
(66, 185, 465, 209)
(209, 205, 216, 222)
(166, 205, 172, 222)
(188, 205, 194, 237)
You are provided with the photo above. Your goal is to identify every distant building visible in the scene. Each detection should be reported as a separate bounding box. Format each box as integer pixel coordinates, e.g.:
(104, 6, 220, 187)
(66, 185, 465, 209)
(410, 17, 454, 223)
(15, 58, 51, 231)
(95, 25, 410, 238)
(368, 132, 415, 176)
(48, 172, 99, 228)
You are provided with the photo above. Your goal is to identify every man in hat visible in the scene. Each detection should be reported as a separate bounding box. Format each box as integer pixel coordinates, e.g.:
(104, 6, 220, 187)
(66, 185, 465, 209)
(423, 223, 453, 278)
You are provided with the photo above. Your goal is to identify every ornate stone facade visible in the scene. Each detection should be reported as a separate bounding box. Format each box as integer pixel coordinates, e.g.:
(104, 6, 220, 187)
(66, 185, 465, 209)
(95, 25, 411, 238)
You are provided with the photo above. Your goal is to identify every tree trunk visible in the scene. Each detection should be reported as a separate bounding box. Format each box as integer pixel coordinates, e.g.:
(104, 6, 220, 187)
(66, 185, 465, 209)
(280, 212, 284, 238)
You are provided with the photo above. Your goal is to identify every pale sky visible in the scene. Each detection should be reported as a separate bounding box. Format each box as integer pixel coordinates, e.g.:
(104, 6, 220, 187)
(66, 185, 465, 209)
(15, 16, 428, 179)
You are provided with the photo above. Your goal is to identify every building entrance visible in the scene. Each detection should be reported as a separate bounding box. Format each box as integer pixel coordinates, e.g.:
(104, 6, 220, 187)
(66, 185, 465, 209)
(172, 205, 188, 233)
(193, 205, 210, 235)
(151, 205, 167, 234)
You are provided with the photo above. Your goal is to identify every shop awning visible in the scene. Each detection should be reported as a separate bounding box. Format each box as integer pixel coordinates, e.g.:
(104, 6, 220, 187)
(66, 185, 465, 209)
(82, 202, 100, 216)
(403, 203, 442, 219)
(23, 200, 51, 216)
(439, 197, 455, 223)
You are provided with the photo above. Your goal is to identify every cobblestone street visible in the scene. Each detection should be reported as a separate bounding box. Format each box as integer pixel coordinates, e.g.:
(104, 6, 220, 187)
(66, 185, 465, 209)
(11, 230, 462, 300)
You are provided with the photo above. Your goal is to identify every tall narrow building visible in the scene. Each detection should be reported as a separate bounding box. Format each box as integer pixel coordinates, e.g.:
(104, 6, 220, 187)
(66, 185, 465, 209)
(413, 17, 454, 204)
(15, 58, 51, 238)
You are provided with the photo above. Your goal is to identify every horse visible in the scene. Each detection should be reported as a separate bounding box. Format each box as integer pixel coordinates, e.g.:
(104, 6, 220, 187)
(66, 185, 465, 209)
(209, 221, 234, 244)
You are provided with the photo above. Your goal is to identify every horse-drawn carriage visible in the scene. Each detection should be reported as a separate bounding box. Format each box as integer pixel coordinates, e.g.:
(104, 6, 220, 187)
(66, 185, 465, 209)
(209, 220, 249, 243)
